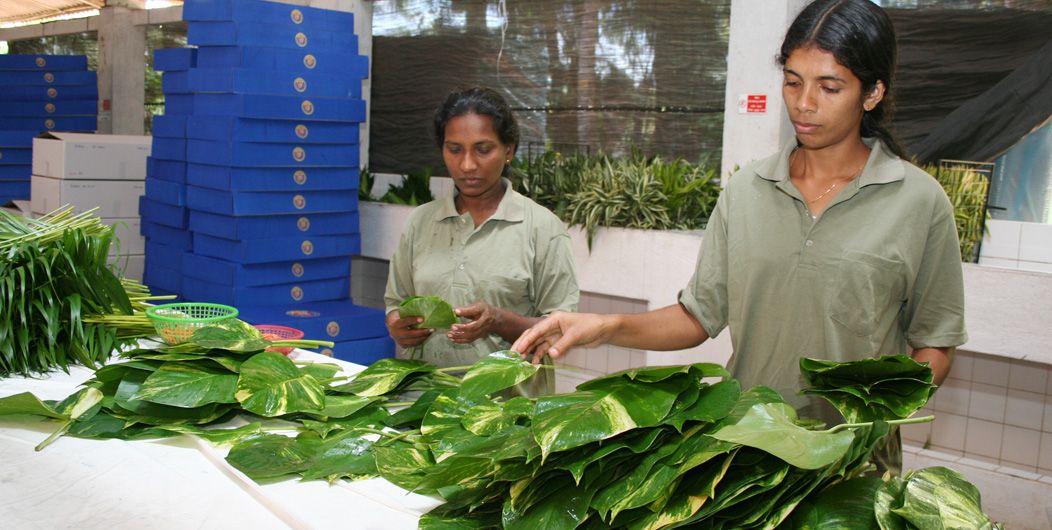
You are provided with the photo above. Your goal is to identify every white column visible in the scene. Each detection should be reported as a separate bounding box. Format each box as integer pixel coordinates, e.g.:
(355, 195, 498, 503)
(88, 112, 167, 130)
(96, 4, 147, 134)
(310, 0, 373, 170)
(720, 0, 809, 180)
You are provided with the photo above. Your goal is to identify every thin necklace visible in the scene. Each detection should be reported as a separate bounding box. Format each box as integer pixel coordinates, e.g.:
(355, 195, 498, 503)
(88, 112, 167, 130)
(790, 149, 865, 205)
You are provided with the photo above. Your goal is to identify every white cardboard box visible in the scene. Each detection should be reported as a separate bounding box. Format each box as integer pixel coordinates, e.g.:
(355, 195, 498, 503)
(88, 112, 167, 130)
(31, 175, 145, 218)
(104, 217, 144, 256)
(110, 254, 144, 282)
(32, 132, 151, 180)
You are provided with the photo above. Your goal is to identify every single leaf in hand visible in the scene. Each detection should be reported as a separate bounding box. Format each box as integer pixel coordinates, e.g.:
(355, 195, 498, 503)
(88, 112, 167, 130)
(399, 296, 457, 329)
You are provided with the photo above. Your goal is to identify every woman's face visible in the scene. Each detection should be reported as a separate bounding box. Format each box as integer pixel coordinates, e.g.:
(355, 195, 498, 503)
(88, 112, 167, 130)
(442, 112, 515, 199)
(782, 46, 884, 150)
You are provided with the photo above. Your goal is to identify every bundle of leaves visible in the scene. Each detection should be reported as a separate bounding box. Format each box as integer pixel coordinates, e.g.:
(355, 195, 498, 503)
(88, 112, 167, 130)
(0, 206, 166, 376)
(800, 355, 938, 423)
(0, 319, 338, 450)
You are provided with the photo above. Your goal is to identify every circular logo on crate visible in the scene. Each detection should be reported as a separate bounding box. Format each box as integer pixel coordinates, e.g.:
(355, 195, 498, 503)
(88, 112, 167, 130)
(35, 57, 46, 68)
(290, 9, 304, 24)
(44, 119, 55, 130)
(291, 262, 305, 278)
(47, 88, 58, 98)
(295, 124, 309, 139)
(303, 54, 317, 69)
(295, 32, 308, 47)
(300, 100, 314, 116)
(293, 194, 307, 209)
(285, 309, 320, 318)
(293, 170, 307, 185)
(321, 348, 333, 356)
(44, 103, 56, 114)
(293, 77, 307, 93)
(326, 321, 340, 337)
(300, 240, 314, 255)
(292, 146, 306, 162)
(43, 72, 54, 83)
(291, 286, 304, 301)
(297, 216, 311, 231)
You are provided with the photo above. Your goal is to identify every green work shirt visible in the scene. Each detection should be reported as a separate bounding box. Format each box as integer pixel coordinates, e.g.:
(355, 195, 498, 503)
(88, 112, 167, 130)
(679, 138, 967, 422)
(385, 180, 579, 396)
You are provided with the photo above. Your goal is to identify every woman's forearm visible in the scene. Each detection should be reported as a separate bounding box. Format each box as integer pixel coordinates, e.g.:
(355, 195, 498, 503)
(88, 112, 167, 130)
(606, 304, 709, 351)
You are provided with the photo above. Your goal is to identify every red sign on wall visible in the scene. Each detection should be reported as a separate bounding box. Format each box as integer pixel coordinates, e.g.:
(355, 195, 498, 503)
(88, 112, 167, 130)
(737, 94, 767, 114)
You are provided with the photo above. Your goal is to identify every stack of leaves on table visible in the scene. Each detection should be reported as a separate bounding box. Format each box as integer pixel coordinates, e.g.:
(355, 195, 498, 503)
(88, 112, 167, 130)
(0, 331, 1001, 529)
(0, 206, 166, 376)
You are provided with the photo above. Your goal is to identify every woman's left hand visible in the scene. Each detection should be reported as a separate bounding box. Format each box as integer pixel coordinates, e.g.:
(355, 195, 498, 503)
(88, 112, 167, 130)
(449, 302, 501, 344)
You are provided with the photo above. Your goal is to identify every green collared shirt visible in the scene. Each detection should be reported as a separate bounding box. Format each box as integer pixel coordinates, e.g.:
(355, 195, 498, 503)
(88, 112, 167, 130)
(680, 139, 967, 420)
(385, 180, 579, 395)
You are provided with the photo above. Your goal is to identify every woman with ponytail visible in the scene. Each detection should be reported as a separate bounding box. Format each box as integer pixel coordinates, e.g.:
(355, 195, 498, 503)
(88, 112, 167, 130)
(514, 0, 966, 472)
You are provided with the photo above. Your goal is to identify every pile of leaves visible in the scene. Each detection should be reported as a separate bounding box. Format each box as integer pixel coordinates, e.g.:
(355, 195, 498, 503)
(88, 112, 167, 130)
(0, 339, 1000, 529)
(0, 206, 167, 376)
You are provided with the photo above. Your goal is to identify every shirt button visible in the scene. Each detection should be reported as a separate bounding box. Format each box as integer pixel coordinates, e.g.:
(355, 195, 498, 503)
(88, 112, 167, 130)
(805, 240, 814, 247)
(458, 264, 465, 270)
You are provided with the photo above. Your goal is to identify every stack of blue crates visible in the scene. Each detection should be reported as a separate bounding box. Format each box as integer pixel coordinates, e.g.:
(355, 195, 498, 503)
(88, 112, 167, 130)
(0, 55, 96, 204)
(138, 0, 392, 364)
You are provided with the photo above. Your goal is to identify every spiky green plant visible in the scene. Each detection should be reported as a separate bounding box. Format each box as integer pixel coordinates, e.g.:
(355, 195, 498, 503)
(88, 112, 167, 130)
(924, 164, 989, 262)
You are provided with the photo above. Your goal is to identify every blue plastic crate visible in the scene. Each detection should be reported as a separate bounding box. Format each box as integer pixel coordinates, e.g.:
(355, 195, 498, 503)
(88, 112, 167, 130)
(237, 299, 388, 342)
(186, 68, 361, 99)
(186, 163, 358, 191)
(152, 115, 187, 139)
(143, 259, 182, 294)
(188, 21, 359, 50)
(0, 180, 30, 201)
(186, 116, 359, 144)
(4, 116, 96, 132)
(194, 46, 367, 79)
(140, 196, 189, 228)
(0, 70, 96, 86)
(0, 165, 30, 180)
(0, 148, 32, 165)
(141, 219, 192, 250)
(185, 139, 359, 167)
(144, 178, 186, 206)
(182, 252, 351, 287)
(192, 232, 360, 264)
(1, 84, 97, 101)
(146, 240, 188, 268)
(0, 54, 88, 71)
(186, 185, 358, 216)
(189, 209, 359, 239)
(181, 275, 349, 307)
(192, 93, 366, 122)
(161, 71, 191, 94)
(182, 0, 356, 31)
(0, 131, 35, 147)
(151, 137, 186, 161)
(164, 94, 195, 116)
(148, 157, 187, 183)
(0, 100, 95, 117)
(153, 48, 198, 72)
(325, 335, 395, 365)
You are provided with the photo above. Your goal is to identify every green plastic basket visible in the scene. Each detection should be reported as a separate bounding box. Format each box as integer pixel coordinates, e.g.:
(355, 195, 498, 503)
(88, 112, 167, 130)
(145, 302, 239, 345)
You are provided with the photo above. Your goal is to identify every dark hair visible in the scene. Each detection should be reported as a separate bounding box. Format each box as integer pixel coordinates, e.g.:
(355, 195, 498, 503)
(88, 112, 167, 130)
(432, 87, 520, 153)
(778, 0, 907, 159)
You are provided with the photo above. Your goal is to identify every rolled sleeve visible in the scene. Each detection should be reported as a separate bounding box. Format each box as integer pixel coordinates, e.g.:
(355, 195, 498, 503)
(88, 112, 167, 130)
(678, 192, 730, 338)
(532, 232, 579, 314)
(905, 194, 968, 349)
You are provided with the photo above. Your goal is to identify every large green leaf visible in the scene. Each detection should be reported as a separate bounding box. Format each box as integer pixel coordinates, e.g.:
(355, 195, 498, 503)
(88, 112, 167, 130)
(312, 394, 379, 420)
(801, 355, 935, 423)
(576, 362, 727, 391)
(554, 427, 666, 485)
(332, 358, 435, 397)
(373, 440, 435, 491)
(226, 432, 322, 480)
(0, 392, 65, 419)
(161, 422, 264, 444)
(461, 397, 532, 436)
(532, 376, 685, 459)
(112, 370, 225, 424)
(711, 403, 855, 469)
(663, 379, 741, 430)
(458, 351, 540, 398)
(131, 362, 239, 408)
(190, 319, 269, 352)
(300, 429, 378, 481)
(234, 351, 325, 417)
(889, 467, 999, 530)
(787, 476, 883, 529)
(399, 296, 457, 329)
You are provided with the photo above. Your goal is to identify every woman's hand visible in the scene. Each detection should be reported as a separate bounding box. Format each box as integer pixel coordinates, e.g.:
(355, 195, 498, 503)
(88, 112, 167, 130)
(385, 310, 433, 347)
(449, 302, 501, 344)
(512, 311, 616, 364)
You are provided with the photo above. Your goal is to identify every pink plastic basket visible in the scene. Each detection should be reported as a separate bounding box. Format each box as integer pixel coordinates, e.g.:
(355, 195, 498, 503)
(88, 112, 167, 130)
(255, 324, 305, 355)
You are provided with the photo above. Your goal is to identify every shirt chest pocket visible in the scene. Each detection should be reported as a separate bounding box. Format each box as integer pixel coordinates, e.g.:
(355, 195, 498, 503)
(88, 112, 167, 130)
(478, 276, 531, 312)
(829, 249, 906, 337)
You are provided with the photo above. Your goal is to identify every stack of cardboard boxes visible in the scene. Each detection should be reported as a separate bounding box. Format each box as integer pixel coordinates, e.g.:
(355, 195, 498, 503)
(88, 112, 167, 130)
(0, 54, 97, 204)
(31, 132, 151, 281)
(138, 0, 391, 363)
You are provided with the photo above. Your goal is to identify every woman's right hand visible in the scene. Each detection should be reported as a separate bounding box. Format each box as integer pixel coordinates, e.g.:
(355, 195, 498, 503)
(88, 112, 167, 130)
(386, 311, 434, 347)
(512, 311, 616, 364)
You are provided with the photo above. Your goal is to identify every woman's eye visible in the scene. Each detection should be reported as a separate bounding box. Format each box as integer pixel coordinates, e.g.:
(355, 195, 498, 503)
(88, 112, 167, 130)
(446, 145, 462, 154)
(821, 86, 841, 94)
(783, 80, 800, 87)
(477, 146, 493, 155)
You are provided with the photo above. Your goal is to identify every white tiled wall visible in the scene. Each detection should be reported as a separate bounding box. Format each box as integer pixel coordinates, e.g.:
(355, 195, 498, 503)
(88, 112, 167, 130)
(902, 350, 1052, 478)
(979, 220, 1052, 274)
